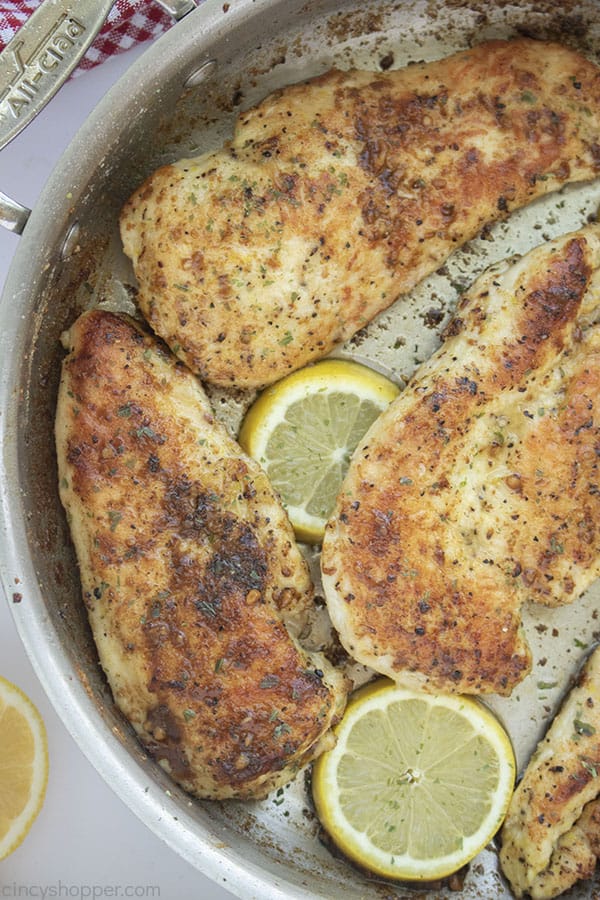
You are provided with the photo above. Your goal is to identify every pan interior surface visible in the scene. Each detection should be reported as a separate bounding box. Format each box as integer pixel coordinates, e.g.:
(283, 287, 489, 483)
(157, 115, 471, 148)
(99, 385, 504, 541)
(1, 0, 600, 897)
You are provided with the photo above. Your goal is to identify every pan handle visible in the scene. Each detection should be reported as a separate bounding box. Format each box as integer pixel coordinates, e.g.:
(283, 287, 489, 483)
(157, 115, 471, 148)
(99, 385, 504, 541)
(0, 0, 116, 157)
(0, 0, 197, 235)
(155, 1, 198, 16)
(0, 190, 30, 235)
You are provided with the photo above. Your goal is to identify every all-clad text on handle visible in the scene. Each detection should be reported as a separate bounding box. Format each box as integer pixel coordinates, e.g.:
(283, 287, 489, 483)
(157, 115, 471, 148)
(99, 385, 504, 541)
(0, 0, 115, 155)
(0, 0, 198, 234)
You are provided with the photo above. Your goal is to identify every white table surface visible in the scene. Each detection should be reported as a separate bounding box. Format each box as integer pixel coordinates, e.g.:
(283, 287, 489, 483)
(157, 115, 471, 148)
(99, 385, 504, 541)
(0, 42, 236, 900)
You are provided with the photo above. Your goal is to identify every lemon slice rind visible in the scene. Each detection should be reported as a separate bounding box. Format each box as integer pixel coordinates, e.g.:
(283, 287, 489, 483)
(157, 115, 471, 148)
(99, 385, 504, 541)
(239, 359, 400, 543)
(312, 678, 516, 882)
(0, 676, 49, 861)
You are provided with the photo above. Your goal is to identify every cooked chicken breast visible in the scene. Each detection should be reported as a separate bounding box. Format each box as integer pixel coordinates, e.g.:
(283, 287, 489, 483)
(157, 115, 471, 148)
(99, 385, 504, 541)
(120, 38, 600, 390)
(321, 225, 600, 696)
(55, 310, 348, 800)
(500, 646, 600, 899)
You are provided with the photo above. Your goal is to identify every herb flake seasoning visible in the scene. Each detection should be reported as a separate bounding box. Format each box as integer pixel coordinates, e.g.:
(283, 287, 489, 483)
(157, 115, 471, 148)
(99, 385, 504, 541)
(573, 718, 596, 738)
(195, 599, 220, 619)
(273, 722, 291, 739)
(108, 510, 122, 531)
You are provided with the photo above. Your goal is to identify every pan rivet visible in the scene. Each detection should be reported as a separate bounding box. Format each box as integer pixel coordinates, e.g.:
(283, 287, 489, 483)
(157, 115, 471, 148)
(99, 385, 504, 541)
(61, 222, 81, 259)
(184, 59, 218, 88)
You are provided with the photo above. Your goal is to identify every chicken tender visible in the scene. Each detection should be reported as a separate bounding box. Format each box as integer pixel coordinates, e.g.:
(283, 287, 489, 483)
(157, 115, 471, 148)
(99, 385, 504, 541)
(500, 647, 600, 899)
(321, 226, 600, 696)
(120, 38, 600, 389)
(55, 310, 348, 800)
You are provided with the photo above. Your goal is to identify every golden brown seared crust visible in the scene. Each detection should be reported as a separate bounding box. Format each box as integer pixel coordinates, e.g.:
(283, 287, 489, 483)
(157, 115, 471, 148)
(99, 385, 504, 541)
(321, 225, 600, 696)
(120, 38, 600, 389)
(499, 647, 600, 899)
(55, 310, 348, 800)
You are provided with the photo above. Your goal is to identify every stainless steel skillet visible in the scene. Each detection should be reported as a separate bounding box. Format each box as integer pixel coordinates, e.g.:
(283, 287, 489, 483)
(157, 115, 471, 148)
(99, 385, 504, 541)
(1, 1, 599, 897)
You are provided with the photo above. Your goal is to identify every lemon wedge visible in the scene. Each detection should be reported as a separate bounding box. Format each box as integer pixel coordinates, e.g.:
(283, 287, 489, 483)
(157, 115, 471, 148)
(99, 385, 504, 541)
(239, 359, 400, 543)
(0, 676, 48, 860)
(312, 678, 515, 882)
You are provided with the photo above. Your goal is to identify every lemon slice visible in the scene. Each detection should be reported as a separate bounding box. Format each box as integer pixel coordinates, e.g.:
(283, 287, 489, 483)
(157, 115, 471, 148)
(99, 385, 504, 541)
(312, 678, 515, 882)
(0, 676, 49, 860)
(239, 359, 400, 543)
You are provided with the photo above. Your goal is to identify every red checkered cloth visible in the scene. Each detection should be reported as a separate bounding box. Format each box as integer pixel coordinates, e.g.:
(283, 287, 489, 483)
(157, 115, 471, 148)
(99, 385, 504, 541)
(0, 1, 183, 70)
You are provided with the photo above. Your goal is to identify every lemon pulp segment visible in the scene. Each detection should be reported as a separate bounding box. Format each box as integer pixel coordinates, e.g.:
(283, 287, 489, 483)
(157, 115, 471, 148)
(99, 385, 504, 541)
(0, 676, 48, 860)
(312, 679, 515, 881)
(239, 359, 400, 542)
